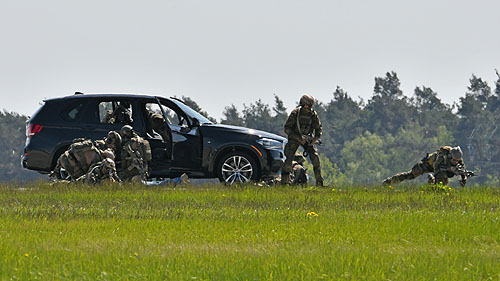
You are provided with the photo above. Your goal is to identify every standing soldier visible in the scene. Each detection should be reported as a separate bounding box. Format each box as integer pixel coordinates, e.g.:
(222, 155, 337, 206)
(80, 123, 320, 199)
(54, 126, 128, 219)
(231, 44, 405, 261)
(119, 125, 151, 182)
(281, 94, 324, 186)
(382, 146, 470, 186)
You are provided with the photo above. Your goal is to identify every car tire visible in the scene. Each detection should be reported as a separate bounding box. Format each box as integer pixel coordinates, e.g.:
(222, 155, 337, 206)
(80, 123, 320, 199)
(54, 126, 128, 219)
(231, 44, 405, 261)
(217, 151, 260, 184)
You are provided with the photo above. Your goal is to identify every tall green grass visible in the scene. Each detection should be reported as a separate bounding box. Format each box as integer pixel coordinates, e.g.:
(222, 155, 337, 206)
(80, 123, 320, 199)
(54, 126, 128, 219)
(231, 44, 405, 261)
(1, 182, 499, 280)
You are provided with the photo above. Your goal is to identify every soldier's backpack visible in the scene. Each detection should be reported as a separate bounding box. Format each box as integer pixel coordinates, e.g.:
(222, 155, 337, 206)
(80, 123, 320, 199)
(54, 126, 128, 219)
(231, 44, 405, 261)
(69, 139, 94, 154)
(68, 139, 101, 170)
(58, 138, 100, 179)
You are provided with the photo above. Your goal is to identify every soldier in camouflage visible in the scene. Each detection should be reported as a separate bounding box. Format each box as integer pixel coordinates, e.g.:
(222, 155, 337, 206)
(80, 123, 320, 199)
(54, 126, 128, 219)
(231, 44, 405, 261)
(281, 94, 324, 186)
(94, 131, 122, 152)
(51, 138, 104, 181)
(291, 154, 308, 185)
(77, 157, 120, 184)
(383, 146, 467, 186)
(147, 110, 173, 159)
(118, 125, 151, 182)
(102, 101, 133, 125)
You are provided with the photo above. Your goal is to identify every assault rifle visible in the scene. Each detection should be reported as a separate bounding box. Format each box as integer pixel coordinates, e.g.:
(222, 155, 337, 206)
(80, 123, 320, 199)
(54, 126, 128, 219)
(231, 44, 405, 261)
(454, 164, 476, 187)
(302, 135, 322, 157)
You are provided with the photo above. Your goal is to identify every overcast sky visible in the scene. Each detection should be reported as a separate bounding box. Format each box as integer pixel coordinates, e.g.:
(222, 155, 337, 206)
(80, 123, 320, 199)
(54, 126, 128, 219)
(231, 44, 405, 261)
(1, 0, 499, 120)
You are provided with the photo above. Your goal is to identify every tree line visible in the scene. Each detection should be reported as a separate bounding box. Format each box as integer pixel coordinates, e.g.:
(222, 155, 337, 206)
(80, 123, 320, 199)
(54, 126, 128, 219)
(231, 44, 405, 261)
(1, 70, 499, 185)
(216, 71, 500, 186)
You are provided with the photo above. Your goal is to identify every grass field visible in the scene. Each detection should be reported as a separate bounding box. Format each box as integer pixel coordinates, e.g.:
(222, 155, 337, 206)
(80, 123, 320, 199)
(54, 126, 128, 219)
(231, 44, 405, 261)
(1, 182, 499, 280)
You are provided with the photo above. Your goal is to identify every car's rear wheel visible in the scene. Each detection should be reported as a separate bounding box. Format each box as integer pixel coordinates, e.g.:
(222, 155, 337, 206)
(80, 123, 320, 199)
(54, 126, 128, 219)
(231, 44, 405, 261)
(217, 151, 260, 184)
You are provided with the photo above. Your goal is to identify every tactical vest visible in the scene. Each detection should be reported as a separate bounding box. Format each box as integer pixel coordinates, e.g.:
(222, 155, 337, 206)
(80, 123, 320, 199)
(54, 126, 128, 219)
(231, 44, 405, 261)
(296, 107, 315, 135)
(121, 137, 147, 172)
(424, 146, 456, 175)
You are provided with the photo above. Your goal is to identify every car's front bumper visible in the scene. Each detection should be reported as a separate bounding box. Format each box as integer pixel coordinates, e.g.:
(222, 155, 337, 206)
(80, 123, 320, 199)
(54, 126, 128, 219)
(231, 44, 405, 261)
(261, 149, 285, 179)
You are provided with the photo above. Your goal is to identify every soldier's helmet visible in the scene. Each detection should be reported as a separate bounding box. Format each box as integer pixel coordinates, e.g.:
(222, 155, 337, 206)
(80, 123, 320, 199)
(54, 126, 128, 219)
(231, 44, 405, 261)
(293, 154, 306, 165)
(120, 101, 131, 108)
(105, 131, 122, 148)
(450, 146, 463, 161)
(299, 94, 315, 107)
(120, 125, 134, 139)
(101, 149, 115, 161)
(101, 158, 116, 171)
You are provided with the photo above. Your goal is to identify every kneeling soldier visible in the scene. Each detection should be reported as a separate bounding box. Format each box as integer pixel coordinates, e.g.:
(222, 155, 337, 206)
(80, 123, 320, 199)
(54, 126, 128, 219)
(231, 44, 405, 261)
(291, 154, 308, 185)
(52, 138, 103, 181)
(94, 131, 122, 152)
(119, 125, 152, 182)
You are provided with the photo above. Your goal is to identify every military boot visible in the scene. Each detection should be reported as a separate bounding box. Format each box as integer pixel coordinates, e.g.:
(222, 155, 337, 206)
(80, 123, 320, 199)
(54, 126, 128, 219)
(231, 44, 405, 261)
(313, 168, 324, 187)
(280, 172, 290, 185)
(427, 174, 435, 184)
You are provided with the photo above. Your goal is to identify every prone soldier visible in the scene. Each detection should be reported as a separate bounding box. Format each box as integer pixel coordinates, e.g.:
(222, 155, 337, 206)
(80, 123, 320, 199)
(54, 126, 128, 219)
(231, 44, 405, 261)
(76, 155, 120, 184)
(281, 94, 324, 186)
(383, 146, 474, 186)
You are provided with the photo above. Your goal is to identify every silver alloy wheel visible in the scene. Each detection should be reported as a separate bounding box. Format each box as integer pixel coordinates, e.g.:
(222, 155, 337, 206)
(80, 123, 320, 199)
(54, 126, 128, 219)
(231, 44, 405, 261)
(59, 167, 71, 180)
(221, 155, 253, 184)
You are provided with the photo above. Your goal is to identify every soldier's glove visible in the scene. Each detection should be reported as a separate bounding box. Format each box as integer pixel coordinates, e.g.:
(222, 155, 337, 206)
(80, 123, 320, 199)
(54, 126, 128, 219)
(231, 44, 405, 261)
(460, 178, 467, 187)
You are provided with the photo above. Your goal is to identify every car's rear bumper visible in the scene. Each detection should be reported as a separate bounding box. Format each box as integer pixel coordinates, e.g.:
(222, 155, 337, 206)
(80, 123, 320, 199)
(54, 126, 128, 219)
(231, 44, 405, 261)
(22, 150, 52, 174)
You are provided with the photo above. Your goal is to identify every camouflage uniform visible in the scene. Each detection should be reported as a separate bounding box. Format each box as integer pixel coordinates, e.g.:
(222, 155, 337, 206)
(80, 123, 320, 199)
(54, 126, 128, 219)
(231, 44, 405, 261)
(291, 154, 308, 185)
(383, 146, 466, 186)
(282, 95, 323, 186)
(76, 158, 120, 184)
(119, 125, 151, 182)
(103, 102, 133, 125)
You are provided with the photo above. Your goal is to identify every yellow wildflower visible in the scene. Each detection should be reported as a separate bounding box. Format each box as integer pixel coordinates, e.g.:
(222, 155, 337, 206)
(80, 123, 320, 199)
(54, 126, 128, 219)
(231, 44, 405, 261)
(307, 211, 319, 217)
(24, 253, 29, 257)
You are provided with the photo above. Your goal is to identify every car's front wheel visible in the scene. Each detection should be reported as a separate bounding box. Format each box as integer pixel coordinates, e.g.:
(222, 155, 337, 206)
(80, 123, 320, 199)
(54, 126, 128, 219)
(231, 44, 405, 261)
(217, 151, 260, 184)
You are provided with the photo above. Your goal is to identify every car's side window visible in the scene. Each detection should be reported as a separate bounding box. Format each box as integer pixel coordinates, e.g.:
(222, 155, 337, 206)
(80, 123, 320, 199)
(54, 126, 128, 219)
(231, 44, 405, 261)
(60, 102, 85, 122)
(160, 102, 188, 128)
(145, 103, 163, 117)
(98, 102, 113, 122)
(97, 100, 133, 125)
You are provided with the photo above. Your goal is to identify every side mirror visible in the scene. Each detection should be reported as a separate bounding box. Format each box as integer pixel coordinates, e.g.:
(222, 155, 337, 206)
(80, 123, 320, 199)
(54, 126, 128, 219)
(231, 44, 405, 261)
(191, 118, 200, 127)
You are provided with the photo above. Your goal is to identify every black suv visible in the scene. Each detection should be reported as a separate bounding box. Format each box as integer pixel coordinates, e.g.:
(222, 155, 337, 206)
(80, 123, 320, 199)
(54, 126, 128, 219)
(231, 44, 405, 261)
(22, 93, 286, 183)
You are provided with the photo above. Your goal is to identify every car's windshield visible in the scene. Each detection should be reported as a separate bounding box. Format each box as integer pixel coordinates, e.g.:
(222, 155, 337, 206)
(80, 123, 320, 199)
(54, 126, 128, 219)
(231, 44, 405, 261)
(168, 98, 213, 125)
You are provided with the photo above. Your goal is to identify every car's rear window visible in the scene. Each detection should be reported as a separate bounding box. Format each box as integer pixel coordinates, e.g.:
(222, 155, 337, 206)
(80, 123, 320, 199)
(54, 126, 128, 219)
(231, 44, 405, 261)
(60, 102, 85, 122)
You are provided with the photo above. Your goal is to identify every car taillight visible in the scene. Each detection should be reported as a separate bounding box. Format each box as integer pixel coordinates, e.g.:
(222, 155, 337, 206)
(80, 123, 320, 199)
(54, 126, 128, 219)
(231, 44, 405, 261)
(27, 124, 44, 137)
